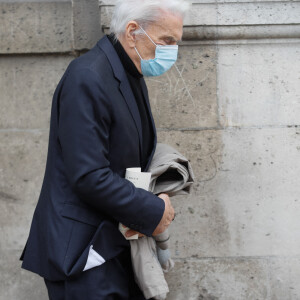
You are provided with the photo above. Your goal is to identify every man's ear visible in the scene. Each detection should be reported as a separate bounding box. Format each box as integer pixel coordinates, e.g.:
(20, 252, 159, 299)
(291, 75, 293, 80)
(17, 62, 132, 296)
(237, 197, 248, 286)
(125, 21, 139, 48)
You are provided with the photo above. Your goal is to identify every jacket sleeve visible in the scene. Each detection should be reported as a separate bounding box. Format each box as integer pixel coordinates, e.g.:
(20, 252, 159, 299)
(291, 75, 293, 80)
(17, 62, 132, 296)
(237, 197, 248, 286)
(57, 66, 165, 236)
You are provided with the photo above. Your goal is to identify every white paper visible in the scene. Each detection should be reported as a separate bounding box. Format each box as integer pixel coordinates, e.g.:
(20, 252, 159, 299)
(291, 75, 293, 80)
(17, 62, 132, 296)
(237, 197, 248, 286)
(119, 168, 152, 240)
(125, 167, 151, 191)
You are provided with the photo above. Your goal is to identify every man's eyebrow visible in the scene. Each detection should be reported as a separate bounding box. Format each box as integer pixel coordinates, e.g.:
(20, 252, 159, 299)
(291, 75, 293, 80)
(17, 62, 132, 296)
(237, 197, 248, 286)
(163, 36, 179, 42)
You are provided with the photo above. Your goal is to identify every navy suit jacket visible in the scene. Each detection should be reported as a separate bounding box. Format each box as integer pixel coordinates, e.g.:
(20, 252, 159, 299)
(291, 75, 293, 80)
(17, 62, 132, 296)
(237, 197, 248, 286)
(21, 36, 165, 281)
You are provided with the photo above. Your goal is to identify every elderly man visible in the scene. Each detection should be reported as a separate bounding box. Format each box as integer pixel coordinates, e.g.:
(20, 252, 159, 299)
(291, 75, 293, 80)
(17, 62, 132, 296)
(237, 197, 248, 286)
(21, 0, 189, 299)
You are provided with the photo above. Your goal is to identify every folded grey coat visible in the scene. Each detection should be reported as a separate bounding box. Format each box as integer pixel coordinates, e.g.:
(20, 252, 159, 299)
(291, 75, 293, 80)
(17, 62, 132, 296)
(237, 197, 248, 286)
(148, 143, 195, 196)
(131, 143, 195, 300)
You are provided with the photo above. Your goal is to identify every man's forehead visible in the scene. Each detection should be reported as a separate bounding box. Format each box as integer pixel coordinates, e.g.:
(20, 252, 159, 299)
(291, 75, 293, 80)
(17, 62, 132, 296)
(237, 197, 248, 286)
(151, 17, 183, 41)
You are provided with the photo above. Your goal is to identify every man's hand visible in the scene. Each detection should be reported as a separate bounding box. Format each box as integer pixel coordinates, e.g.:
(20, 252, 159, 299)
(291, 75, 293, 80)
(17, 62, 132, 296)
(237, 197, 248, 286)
(125, 193, 174, 238)
(152, 193, 174, 236)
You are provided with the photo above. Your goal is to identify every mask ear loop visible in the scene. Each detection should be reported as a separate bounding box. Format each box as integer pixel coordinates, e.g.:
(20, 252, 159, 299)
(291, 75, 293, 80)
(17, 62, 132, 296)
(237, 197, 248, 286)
(134, 47, 143, 60)
(132, 27, 144, 60)
(134, 25, 157, 60)
(138, 25, 158, 47)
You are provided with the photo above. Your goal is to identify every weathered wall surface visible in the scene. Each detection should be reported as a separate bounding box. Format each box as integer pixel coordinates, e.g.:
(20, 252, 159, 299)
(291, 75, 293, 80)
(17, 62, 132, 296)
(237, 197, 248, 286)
(1, 0, 300, 299)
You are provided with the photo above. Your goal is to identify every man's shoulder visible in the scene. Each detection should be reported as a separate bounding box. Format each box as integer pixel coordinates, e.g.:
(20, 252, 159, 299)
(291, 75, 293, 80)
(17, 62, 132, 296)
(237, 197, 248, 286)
(67, 37, 114, 78)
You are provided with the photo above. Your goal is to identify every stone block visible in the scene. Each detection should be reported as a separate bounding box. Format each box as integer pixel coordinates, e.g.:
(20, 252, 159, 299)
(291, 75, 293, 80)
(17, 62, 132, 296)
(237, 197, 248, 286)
(99, 4, 113, 32)
(267, 257, 300, 299)
(147, 45, 218, 129)
(0, 55, 73, 129)
(218, 42, 300, 127)
(0, 131, 48, 252)
(158, 127, 300, 258)
(187, 2, 300, 26)
(0, 1, 72, 54)
(0, 250, 48, 300)
(157, 130, 229, 258)
(165, 257, 300, 300)
(99, 1, 300, 40)
(99, 1, 300, 28)
(73, 0, 103, 51)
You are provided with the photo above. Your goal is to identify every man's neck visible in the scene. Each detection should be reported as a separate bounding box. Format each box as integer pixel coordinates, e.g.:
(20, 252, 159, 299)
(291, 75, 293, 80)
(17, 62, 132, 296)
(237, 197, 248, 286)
(118, 36, 142, 75)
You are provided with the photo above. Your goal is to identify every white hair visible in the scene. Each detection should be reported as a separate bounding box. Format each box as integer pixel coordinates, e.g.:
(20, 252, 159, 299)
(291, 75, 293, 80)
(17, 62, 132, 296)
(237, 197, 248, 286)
(110, 0, 190, 38)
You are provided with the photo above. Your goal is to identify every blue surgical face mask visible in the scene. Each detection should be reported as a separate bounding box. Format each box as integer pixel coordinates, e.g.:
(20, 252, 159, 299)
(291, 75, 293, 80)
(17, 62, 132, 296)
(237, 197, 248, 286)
(134, 26, 178, 77)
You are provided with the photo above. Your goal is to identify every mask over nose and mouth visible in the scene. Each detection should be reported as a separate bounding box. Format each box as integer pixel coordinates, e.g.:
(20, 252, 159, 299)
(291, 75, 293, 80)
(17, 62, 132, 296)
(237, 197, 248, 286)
(134, 26, 179, 77)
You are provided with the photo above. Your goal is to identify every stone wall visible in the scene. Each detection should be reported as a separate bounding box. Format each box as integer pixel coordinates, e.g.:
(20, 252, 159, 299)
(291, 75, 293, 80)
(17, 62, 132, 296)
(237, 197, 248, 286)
(1, 0, 300, 299)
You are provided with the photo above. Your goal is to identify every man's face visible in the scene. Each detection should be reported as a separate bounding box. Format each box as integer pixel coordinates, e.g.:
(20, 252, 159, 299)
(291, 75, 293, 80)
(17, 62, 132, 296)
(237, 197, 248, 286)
(135, 11, 183, 61)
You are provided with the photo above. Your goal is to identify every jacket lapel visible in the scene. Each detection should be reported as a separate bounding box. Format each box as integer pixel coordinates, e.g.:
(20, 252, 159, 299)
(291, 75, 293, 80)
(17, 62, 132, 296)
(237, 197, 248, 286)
(97, 36, 143, 152)
(118, 81, 143, 148)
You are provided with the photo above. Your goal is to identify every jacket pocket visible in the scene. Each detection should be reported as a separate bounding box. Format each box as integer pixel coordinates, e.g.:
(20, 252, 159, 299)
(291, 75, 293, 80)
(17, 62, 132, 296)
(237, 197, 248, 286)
(61, 202, 103, 227)
(61, 203, 104, 277)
